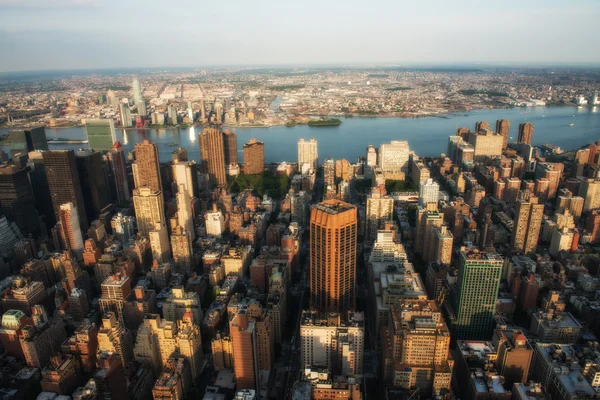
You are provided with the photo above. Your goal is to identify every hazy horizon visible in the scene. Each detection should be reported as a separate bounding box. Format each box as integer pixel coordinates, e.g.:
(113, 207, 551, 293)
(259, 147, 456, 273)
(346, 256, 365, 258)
(1, 0, 599, 73)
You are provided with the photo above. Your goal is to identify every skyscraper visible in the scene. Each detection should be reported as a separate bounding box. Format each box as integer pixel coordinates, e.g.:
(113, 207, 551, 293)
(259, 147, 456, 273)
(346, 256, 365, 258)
(298, 138, 318, 171)
(323, 158, 335, 190)
(59, 202, 84, 257)
(8, 126, 48, 158)
(133, 139, 162, 193)
(365, 145, 377, 178)
(172, 161, 198, 199)
(76, 149, 110, 224)
(43, 150, 88, 231)
(83, 119, 117, 152)
(496, 119, 511, 149)
(518, 123, 534, 145)
(454, 249, 503, 340)
(133, 187, 165, 236)
(176, 184, 194, 240)
(132, 78, 143, 104)
(223, 129, 238, 166)
(365, 185, 394, 241)
(0, 165, 40, 237)
(243, 138, 265, 175)
(475, 121, 490, 132)
(119, 103, 132, 128)
(310, 200, 357, 314)
(107, 142, 130, 203)
(512, 194, 544, 254)
(199, 126, 227, 187)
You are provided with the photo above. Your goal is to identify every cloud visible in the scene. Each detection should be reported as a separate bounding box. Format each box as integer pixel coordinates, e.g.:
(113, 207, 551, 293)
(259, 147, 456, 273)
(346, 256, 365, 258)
(0, 0, 93, 8)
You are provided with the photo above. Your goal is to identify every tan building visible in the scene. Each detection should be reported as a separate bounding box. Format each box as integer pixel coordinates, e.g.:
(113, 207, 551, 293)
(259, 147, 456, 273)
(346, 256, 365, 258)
(97, 312, 134, 367)
(310, 200, 357, 314)
(211, 332, 234, 371)
(133, 139, 162, 193)
(512, 195, 544, 254)
(492, 329, 533, 388)
(58, 202, 84, 257)
(468, 129, 503, 161)
(335, 159, 351, 181)
(223, 129, 238, 166)
(579, 178, 600, 212)
(365, 185, 394, 241)
(323, 158, 335, 190)
(432, 225, 453, 265)
(496, 119, 511, 149)
(162, 286, 203, 325)
(298, 138, 319, 171)
(199, 126, 227, 187)
(381, 300, 453, 397)
(415, 205, 444, 263)
(243, 138, 265, 175)
(133, 187, 165, 236)
(170, 225, 193, 275)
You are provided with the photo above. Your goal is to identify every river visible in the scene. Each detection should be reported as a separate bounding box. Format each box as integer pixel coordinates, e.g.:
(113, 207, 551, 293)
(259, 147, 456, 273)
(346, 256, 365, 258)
(1, 106, 598, 163)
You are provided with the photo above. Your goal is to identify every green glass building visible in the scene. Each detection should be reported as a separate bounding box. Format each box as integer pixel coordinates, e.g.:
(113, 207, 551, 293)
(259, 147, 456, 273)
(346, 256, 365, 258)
(454, 250, 503, 340)
(84, 119, 116, 152)
(8, 126, 48, 158)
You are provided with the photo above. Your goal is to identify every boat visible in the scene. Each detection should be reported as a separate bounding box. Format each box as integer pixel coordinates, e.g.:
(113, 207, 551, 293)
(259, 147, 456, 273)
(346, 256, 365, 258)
(167, 142, 179, 147)
(568, 123, 574, 127)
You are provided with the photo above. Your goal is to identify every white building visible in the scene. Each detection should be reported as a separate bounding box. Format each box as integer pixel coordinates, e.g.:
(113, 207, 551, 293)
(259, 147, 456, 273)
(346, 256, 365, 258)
(176, 185, 195, 241)
(419, 178, 440, 207)
(172, 161, 197, 199)
(378, 140, 410, 173)
(300, 311, 364, 377)
(59, 202, 84, 257)
(365, 145, 378, 178)
(205, 206, 225, 238)
(149, 223, 170, 262)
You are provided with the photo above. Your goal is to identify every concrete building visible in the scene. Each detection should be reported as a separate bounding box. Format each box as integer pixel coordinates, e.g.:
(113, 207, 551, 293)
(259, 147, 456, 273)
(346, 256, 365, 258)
(378, 140, 410, 173)
(300, 311, 364, 377)
(496, 119, 511, 149)
(492, 329, 533, 388)
(133, 187, 165, 236)
(133, 139, 162, 193)
(512, 195, 544, 254)
(58, 202, 84, 257)
(199, 126, 227, 187)
(419, 178, 440, 207)
(83, 119, 117, 152)
(365, 185, 394, 241)
(298, 138, 318, 171)
(468, 129, 503, 161)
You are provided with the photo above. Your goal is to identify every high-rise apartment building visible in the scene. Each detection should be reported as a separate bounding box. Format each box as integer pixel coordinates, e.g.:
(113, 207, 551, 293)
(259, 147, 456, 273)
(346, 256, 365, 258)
(205, 204, 225, 238)
(107, 141, 130, 203)
(298, 138, 319, 171)
(365, 185, 394, 241)
(171, 225, 194, 276)
(453, 250, 503, 340)
(512, 195, 544, 254)
(323, 158, 335, 190)
(119, 103, 132, 128)
(83, 119, 117, 151)
(381, 300, 453, 396)
(133, 187, 165, 236)
(133, 139, 162, 193)
(492, 329, 533, 388)
(579, 179, 600, 212)
(419, 178, 440, 207)
(535, 162, 563, 200)
(172, 161, 198, 199)
(378, 140, 410, 173)
(223, 129, 238, 166)
(467, 129, 503, 161)
(43, 150, 88, 231)
(99, 273, 132, 324)
(300, 311, 364, 377)
(335, 159, 350, 181)
(199, 126, 227, 187)
(365, 145, 377, 178)
(58, 202, 84, 257)
(432, 225, 453, 265)
(243, 139, 265, 175)
(149, 223, 170, 262)
(0, 165, 40, 237)
(518, 123, 534, 145)
(310, 200, 357, 314)
(496, 119, 511, 149)
(176, 184, 194, 240)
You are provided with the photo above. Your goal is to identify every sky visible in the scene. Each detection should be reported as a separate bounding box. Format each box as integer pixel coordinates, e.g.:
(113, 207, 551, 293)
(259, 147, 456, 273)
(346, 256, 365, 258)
(0, 0, 599, 72)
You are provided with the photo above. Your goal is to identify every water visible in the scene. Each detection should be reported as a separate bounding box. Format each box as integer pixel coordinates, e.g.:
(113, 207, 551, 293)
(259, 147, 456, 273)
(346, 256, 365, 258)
(1, 106, 599, 163)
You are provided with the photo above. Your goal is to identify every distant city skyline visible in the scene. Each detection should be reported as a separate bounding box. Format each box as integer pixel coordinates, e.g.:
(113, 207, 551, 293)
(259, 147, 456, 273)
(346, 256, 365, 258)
(0, 0, 599, 72)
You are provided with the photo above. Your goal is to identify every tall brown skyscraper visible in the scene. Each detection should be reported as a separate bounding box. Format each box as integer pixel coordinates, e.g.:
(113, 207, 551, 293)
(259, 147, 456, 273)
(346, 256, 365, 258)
(0, 165, 40, 237)
(223, 129, 238, 166)
(475, 121, 490, 132)
(42, 150, 88, 232)
(309, 200, 357, 314)
(199, 126, 227, 187)
(518, 123, 534, 145)
(243, 138, 265, 175)
(512, 194, 544, 254)
(133, 139, 162, 192)
(496, 119, 511, 149)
